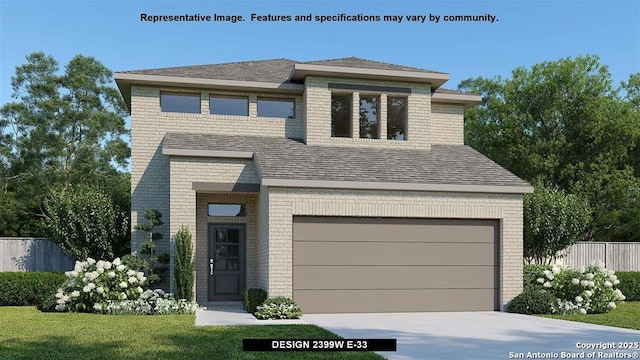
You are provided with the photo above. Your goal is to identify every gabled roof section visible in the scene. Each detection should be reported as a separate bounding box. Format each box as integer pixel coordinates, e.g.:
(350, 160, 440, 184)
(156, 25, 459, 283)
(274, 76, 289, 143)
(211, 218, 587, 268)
(162, 133, 533, 194)
(301, 57, 445, 73)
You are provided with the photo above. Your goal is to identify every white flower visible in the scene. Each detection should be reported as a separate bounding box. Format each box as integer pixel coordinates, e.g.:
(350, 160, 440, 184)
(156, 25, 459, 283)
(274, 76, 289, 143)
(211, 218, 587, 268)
(613, 279, 620, 285)
(139, 276, 147, 283)
(116, 264, 126, 271)
(609, 274, 617, 281)
(82, 286, 91, 293)
(87, 283, 96, 290)
(127, 270, 136, 276)
(55, 291, 64, 299)
(69, 271, 78, 278)
(608, 302, 616, 309)
(74, 262, 83, 272)
(113, 258, 121, 266)
(86, 257, 96, 265)
(93, 303, 103, 311)
(96, 267, 104, 274)
(107, 271, 116, 278)
(537, 277, 545, 284)
(618, 294, 626, 301)
(588, 281, 595, 287)
(571, 278, 580, 285)
(543, 282, 552, 288)
(584, 290, 593, 297)
(71, 291, 80, 297)
(96, 260, 105, 269)
(580, 280, 589, 287)
(104, 261, 112, 269)
(120, 293, 127, 300)
(119, 281, 128, 288)
(552, 266, 561, 274)
(56, 299, 66, 305)
(577, 266, 586, 274)
(604, 281, 612, 287)
(137, 286, 143, 294)
(128, 277, 137, 284)
(55, 304, 66, 311)
(96, 287, 104, 295)
(579, 308, 587, 315)
(543, 270, 554, 280)
(575, 296, 583, 303)
(585, 273, 594, 280)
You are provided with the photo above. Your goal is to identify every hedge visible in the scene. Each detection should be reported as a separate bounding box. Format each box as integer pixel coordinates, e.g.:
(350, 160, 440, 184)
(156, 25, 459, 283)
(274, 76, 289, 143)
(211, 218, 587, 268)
(0, 272, 67, 306)
(615, 272, 640, 301)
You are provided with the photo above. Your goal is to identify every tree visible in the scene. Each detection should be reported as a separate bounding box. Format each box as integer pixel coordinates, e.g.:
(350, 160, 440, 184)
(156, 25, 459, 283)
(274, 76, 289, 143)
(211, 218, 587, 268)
(134, 209, 169, 285)
(174, 226, 194, 301)
(42, 185, 129, 260)
(524, 183, 591, 264)
(0, 52, 130, 237)
(460, 55, 640, 241)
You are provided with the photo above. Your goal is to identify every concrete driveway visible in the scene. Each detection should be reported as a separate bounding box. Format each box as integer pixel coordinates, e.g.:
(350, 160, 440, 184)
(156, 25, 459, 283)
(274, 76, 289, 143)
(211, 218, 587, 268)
(303, 312, 640, 360)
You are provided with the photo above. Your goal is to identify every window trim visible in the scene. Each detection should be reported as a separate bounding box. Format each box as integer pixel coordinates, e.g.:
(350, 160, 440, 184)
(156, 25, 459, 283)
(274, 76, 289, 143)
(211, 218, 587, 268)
(160, 91, 201, 114)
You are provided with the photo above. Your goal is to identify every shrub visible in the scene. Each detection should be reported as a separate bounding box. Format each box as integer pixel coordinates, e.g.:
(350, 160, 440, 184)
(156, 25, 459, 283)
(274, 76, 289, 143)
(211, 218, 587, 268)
(174, 226, 194, 301)
(96, 289, 197, 315)
(532, 262, 626, 314)
(0, 272, 66, 306)
(254, 296, 302, 320)
(243, 288, 267, 314)
(524, 264, 552, 289)
(121, 254, 148, 271)
(615, 272, 640, 301)
(52, 257, 147, 312)
(508, 288, 556, 314)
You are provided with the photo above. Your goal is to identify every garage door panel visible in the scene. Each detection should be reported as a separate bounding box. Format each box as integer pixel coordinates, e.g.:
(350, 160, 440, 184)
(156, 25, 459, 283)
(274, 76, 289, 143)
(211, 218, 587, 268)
(294, 242, 495, 266)
(294, 217, 497, 243)
(293, 265, 496, 290)
(294, 289, 497, 313)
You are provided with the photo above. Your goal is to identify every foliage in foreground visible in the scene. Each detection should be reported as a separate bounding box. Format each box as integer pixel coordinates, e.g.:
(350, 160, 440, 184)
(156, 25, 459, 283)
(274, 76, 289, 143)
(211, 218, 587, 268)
(541, 301, 640, 331)
(512, 262, 626, 315)
(523, 183, 591, 264)
(174, 226, 194, 301)
(0, 272, 67, 306)
(243, 288, 268, 314)
(254, 296, 302, 320)
(42, 257, 195, 315)
(508, 288, 557, 315)
(0, 307, 386, 360)
(614, 271, 640, 301)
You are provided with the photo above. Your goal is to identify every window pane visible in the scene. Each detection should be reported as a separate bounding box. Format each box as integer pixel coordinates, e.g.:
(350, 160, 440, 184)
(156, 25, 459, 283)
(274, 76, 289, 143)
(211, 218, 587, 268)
(257, 98, 294, 118)
(161, 93, 200, 113)
(387, 96, 407, 140)
(359, 95, 380, 139)
(331, 93, 351, 138)
(210, 96, 248, 116)
(208, 204, 245, 217)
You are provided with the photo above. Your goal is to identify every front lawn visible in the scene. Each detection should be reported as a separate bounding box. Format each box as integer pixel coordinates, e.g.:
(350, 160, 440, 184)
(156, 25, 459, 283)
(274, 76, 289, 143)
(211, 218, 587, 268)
(0, 307, 385, 360)
(540, 301, 640, 330)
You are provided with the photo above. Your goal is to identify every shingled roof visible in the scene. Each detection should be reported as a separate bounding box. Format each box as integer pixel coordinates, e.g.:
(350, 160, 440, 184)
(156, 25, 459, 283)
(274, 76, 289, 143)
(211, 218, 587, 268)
(162, 133, 532, 192)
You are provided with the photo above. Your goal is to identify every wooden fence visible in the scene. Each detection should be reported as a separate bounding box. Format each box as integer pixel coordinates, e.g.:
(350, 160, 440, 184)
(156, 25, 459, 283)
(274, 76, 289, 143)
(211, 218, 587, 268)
(0, 237, 75, 272)
(553, 242, 640, 271)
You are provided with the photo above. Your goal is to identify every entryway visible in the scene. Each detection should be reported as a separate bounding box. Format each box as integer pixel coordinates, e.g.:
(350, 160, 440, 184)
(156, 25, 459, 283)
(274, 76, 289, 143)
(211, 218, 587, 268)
(208, 224, 245, 301)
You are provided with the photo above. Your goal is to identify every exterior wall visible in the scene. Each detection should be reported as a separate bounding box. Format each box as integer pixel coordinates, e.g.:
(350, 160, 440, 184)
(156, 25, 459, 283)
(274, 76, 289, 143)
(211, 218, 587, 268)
(130, 85, 302, 285)
(430, 103, 465, 145)
(168, 156, 259, 300)
(303, 76, 431, 149)
(264, 187, 524, 310)
(256, 187, 270, 291)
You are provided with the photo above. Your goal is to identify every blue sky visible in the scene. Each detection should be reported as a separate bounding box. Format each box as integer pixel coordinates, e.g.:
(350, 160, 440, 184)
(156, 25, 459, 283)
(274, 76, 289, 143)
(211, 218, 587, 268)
(1, 0, 638, 107)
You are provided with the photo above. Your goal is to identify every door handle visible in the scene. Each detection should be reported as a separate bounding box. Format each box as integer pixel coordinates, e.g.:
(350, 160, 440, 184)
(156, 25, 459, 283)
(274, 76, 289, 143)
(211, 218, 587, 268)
(209, 259, 214, 276)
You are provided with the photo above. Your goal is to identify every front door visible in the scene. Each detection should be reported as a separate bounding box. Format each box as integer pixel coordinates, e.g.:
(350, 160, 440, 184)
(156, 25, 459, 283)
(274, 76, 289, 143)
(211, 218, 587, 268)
(208, 224, 245, 301)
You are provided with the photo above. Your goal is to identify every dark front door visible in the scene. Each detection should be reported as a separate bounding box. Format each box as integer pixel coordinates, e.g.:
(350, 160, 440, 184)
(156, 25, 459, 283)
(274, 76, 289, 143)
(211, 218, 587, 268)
(208, 224, 245, 301)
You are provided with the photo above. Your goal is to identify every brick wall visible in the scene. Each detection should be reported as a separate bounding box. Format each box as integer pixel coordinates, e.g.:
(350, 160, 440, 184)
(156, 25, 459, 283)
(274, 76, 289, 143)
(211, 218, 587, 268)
(265, 187, 524, 310)
(430, 103, 465, 145)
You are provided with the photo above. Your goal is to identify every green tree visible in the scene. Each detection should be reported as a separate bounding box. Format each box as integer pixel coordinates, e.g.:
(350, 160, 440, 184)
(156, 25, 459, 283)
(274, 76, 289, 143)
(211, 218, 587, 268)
(42, 185, 129, 260)
(524, 183, 591, 264)
(174, 226, 194, 301)
(460, 55, 640, 241)
(0, 52, 130, 237)
(134, 210, 169, 285)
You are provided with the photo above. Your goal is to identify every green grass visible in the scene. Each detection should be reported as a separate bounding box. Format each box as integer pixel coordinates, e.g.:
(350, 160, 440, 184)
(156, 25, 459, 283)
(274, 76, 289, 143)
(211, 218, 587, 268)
(540, 301, 640, 330)
(0, 307, 385, 360)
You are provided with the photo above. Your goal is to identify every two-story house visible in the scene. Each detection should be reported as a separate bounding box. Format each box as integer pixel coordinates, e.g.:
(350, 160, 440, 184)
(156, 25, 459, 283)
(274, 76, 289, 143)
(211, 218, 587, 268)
(114, 57, 532, 313)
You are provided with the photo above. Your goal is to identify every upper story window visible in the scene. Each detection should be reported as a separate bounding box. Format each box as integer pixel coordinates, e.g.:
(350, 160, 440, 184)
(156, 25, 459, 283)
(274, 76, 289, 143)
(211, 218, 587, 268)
(387, 96, 407, 140)
(160, 92, 200, 113)
(210, 95, 249, 116)
(359, 95, 380, 139)
(257, 98, 295, 118)
(331, 93, 351, 138)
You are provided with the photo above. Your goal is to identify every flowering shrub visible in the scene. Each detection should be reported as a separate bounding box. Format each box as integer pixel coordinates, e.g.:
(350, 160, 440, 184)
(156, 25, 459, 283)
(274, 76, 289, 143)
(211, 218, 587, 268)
(54, 257, 146, 312)
(534, 261, 626, 315)
(97, 289, 197, 315)
(254, 296, 302, 320)
(49, 258, 196, 315)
